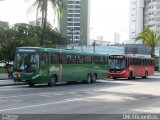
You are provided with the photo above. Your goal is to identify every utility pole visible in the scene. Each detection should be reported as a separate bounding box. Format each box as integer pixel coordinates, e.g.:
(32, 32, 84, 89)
(93, 40, 96, 52)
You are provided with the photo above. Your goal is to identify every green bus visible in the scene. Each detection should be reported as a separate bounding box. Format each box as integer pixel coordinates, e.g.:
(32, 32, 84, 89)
(13, 47, 109, 86)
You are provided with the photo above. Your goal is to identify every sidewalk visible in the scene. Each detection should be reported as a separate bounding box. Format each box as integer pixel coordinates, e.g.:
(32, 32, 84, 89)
(0, 72, 159, 87)
(0, 73, 26, 86)
(153, 71, 160, 76)
(0, 73, 9, 80)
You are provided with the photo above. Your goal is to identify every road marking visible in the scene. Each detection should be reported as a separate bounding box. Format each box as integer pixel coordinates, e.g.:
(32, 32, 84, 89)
(0, 89, 98, 100)
(0, 92, 64, 99)
(0, 98, 89, 112)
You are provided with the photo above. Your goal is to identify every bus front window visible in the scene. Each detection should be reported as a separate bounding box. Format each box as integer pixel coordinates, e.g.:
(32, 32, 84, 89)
(109, 59, 126, 69)
(15, 53, 39, 72)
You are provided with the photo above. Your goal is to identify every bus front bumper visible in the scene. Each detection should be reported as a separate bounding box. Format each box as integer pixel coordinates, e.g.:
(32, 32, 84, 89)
(108, 71, 127, 79)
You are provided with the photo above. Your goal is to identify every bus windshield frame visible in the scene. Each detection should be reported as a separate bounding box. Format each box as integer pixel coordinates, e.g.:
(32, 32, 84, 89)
(14, 50, 40, 72)
(109, 56, 127, 69)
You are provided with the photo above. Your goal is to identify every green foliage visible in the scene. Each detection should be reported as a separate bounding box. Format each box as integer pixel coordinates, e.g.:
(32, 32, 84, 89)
(26, 0, 66, 46)
(136, 29, 160, 57)
(0, 68, 7, 73)
(0, 23, 69, 61)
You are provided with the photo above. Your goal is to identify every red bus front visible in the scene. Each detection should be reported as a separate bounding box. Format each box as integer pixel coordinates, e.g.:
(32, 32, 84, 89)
(108, 55, 154, 80)
(108, 55, 130, 79)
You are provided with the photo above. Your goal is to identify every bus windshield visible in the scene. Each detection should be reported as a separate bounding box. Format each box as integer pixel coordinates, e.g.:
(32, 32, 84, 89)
(109, 58, 126, 69)
(14, 53, 39, 72)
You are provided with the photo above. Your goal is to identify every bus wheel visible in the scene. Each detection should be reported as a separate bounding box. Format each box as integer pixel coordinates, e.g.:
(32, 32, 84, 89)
(92, 74, 97, 83)
(86, 74, 92, 84)
(128, 72, 133, 80)
(28, 83, 35, 87)
(48, 75, 56, 86)
(143, 72, 148, 79)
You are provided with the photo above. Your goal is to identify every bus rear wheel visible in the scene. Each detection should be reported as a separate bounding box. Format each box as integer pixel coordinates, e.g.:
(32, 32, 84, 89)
(113, 77, 117, 80)
(128, 72, 133, 80)
(86, 74, 92, 84)
(143, 72, 148, 79)
(92, 74, 97, 83)
(48, 75, 57, 87)
(28, 82, 35, 87)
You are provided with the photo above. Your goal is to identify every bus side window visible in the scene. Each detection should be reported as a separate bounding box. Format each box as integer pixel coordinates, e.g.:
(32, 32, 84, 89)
(103, 56, 106, 64)
(77, 55, 83, 64)
(71, 54, 76, 64)
(100, 56, 104, 64)
(67, 54, 71, 64)
(127, 58, 130, 67)
(92, 56, 95, 64)
(50, 53, 58, 64)
(62, 54, 67, 64)
(41, 53, 49, 66)
(58, 53, 62, 64)
(85, 55, 91, 64)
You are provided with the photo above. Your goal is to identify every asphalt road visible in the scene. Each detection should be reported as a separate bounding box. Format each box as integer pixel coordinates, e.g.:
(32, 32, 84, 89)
(0, 76, 160, 119)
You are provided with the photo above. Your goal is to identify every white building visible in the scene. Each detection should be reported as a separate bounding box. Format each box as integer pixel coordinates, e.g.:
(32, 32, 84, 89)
(129, 0, 160, 44)
(0, 20, 8, 28)
(29, 18, 42, 26)
(129, 0, 144, 44)
(60, 0, 90, 45)
(144, 0, 160, 32)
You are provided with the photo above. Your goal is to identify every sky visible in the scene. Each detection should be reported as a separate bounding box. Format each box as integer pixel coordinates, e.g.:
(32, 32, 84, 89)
(0, 0, 129, 44)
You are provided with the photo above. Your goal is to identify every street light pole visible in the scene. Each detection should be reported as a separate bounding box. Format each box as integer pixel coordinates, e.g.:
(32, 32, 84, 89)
(93, 40, 95, 52)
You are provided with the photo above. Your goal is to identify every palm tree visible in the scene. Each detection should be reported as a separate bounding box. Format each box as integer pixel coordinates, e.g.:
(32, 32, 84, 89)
(136, 29, 160, 57)
(26, 0, 65, 46)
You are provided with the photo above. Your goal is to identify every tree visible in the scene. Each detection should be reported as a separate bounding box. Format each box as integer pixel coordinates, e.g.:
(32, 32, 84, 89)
(0, 23, 69, 61)
(26, 0, 65, 46)
(136, 29, 160, 57)
(0, 23, 40, 61)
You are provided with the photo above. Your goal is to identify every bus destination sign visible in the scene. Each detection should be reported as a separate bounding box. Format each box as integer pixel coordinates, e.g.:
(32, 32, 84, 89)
(17, 49, 36, 53)
(109, 55, 124, 59)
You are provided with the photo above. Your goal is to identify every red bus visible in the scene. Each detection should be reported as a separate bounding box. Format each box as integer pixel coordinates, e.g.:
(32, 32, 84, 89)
(108, 55, 154, 80)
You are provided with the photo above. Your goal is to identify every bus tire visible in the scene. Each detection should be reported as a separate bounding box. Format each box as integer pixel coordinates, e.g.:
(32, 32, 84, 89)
(48, 75, 57, 87)
(28, 82, 35, 87)
(143, 72, 148, 79)
(128, 72, 133, 80)
(86, 74, 92, 84)
(92, 73, 97, 83)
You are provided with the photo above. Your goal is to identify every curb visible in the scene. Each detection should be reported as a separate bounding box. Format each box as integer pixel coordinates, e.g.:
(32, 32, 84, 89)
(0, 78, 12, 80)
(0, 83, 27, 87)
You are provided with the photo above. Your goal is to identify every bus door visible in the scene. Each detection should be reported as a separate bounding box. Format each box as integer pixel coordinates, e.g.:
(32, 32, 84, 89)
(61, 54, 80, 81)
(128, 57, 135, 77)
(50, 52, 61, 82)
(40, 52, 49, 82)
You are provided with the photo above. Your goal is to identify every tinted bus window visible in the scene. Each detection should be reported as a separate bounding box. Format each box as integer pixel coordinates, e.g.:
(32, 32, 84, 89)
(62, 54, 67, 64)
(77, 55, 85, 64)
(85, 55, 92, 64)
(41, 53, 49, 66)
(103, 56, 108, 64)
(70, 54, 76, 64)
(50, 53, 58, 64)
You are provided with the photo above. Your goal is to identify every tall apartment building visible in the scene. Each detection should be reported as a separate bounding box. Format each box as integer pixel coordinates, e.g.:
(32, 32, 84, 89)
(0, 20, 8, 28)
(130, 0, 160, 44)
(129, 0, 144, 44)
(29, 18, 42, 26)
(60, 0, 90, 45)
(144, 0, 160, 31)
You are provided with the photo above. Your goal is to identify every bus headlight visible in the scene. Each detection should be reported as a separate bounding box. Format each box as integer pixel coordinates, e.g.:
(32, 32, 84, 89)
(13, 72, 21, 78)
(122, 70, 126, 73)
